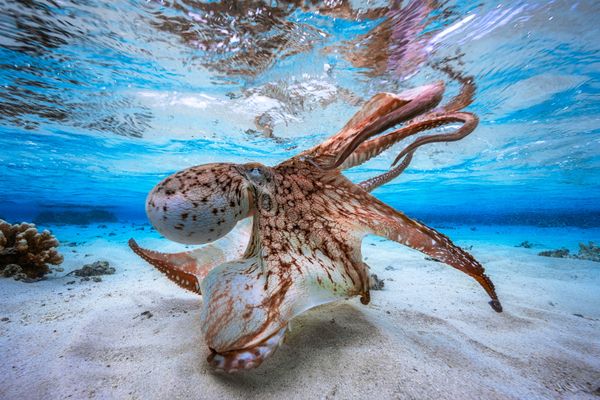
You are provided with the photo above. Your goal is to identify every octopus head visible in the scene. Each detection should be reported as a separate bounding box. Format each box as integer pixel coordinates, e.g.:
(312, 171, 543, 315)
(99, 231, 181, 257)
(146, 163, 252, 244)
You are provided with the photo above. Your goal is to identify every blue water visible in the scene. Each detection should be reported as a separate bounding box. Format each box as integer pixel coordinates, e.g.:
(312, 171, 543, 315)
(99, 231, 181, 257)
(0, 0, 599, 229)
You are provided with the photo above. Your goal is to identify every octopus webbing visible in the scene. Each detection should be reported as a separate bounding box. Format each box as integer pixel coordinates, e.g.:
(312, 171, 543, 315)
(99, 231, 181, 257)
(129, 78, 502, 373)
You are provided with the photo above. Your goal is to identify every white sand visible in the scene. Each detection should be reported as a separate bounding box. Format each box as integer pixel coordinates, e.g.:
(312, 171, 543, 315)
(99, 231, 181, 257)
(1, 223, 599, 399)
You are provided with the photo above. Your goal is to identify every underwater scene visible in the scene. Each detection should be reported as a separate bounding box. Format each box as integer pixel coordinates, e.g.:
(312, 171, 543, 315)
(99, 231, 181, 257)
(0, 0, 599, 398)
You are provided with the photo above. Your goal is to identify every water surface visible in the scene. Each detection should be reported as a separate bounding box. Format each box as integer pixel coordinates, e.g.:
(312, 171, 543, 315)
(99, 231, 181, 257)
(0, 0, 598, 228)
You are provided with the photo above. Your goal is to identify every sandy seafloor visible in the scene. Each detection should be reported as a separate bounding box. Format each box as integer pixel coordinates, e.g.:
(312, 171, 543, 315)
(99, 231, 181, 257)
(1, 222, 599, 400)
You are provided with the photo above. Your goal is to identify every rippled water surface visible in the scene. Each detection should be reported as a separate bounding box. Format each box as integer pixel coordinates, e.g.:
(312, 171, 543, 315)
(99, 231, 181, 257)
(0, 0, 598, 224)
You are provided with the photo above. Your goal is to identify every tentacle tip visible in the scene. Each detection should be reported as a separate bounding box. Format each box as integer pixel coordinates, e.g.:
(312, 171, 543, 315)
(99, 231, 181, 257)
(128, 238, 138, 249)
(489, 299, 503, 313)
(360, 290, 371, 305)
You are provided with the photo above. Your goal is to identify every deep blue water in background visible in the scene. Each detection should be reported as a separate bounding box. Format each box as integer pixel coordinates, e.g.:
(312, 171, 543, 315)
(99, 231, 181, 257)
(0, 0, 598, 227)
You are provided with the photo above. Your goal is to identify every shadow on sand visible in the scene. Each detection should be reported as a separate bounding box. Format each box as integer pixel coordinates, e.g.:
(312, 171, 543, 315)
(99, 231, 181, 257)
(208, 301, 380, 394)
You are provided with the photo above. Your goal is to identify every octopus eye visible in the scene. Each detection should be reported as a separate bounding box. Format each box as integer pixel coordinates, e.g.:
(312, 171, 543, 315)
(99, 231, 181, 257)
(145, 163, 251, 244)
(241, 163, 271, 186)
(249, 167, 262, 178)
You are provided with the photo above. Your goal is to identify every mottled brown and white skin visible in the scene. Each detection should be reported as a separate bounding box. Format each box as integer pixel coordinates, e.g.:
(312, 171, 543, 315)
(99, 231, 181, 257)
(129, 77, 502, 373)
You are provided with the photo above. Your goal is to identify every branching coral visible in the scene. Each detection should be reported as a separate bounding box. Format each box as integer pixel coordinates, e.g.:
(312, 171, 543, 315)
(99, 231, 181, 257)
(0, 219, 63, 281)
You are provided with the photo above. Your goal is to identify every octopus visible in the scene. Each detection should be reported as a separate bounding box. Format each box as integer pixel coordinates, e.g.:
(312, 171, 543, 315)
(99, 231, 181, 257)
(129, 77, 502, 373)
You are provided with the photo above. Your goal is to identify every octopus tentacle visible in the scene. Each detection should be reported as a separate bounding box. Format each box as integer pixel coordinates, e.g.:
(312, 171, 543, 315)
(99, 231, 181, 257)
(338, 122, 414, 170)
(128, 220, 251, 294)
(208, 326, 287, 372)
(391, 111, 478, 166)
(328, 83, 444, 170)
(128, 239, 202, 294)
(341, 111, 477, 171)
(301, 93, 406, 168)
(358, 151, 414, 192)
(339, 68, 476, 177)
(199, 245, 364, 372)
(353, 111, 478, 191)
(303, 82, 445, 169)
(357, 196, 502, 312)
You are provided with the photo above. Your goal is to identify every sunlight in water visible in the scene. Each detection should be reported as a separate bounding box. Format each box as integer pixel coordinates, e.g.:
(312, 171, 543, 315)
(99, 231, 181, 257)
(0, 0, 598, 223)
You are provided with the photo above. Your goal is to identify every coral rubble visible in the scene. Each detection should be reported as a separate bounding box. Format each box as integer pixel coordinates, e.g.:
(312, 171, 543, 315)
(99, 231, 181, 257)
(69, 260, 115, 282)
(537, 242, 600, 263)
(369, 273, 385, 290)
(0, 219, 63, 281)
(538, 248, 570, 258)
(576, 242, 600, 262)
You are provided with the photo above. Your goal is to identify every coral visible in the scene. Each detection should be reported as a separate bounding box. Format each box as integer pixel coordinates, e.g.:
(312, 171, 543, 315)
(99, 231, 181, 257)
(538, 248, 570, 258)
(538, 242, 600, 263)
(0, 219, 63, 280)
(2, 264, 27, 281)
(69, 260, 115, 279)
(369, 273, 385, 290)
(576, 242, 600, 262)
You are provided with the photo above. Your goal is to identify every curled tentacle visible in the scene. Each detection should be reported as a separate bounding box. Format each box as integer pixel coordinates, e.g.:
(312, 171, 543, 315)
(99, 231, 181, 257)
(346, 110, 477, 192)
(208, 326, 288, 372)
(328, 83, 444, 170)
(338, 67, 477, 190)
(359, 151, 414, 192)
(302, 82, 445, 169)
(340, 110, 472, 171)
(391, 112, 478, 166)
(338, 122, 416, 170)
